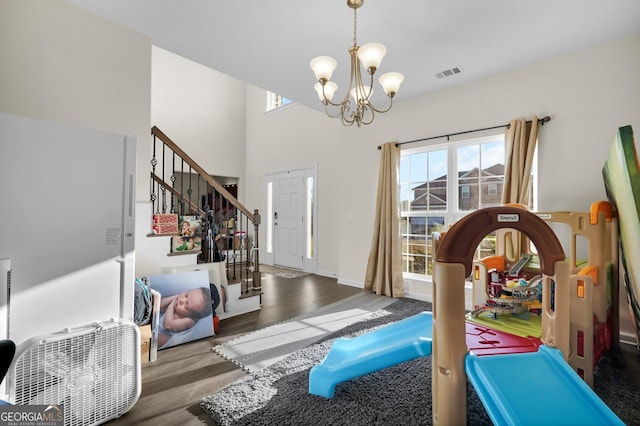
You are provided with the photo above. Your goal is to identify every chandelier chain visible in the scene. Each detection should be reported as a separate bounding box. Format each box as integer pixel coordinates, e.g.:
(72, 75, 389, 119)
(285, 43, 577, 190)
(353, 6, 358, 47)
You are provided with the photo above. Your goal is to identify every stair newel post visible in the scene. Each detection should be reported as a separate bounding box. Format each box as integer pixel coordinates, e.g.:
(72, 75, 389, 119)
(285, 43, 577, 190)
(252, 209, 261, 292)
(240, 213, 246, 292)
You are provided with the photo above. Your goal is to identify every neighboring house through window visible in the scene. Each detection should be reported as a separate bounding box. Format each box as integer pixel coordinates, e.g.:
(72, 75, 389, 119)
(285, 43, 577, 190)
(400, 134, 529, 280)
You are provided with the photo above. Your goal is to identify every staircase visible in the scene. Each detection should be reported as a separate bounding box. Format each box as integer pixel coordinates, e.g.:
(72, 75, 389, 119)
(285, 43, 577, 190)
(135, 126, 262, 319)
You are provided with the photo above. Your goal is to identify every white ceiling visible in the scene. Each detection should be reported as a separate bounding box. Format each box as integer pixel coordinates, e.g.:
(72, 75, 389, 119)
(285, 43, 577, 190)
(67, 0, 640, 112)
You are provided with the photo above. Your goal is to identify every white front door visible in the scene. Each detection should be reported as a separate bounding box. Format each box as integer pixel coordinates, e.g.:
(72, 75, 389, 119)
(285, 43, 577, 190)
(274, 170, 304, 269)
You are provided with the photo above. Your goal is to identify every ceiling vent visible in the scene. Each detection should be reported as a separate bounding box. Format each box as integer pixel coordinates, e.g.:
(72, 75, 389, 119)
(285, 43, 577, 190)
(435, 66, 464, 79)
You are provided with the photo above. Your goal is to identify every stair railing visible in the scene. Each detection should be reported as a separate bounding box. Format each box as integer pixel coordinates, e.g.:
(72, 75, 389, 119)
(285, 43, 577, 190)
(150, 126, 261, 296)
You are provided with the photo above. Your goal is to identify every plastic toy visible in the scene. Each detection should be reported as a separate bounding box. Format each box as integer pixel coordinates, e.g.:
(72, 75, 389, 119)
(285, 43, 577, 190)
(432, 206, 623, 425)
(308, 311, 433, 398)
(469, 201, 618, 385)
(309, 205, 623, 425)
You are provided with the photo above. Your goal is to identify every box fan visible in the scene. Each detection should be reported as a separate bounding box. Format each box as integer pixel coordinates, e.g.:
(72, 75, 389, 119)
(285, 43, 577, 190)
(7, 319, 141, 426)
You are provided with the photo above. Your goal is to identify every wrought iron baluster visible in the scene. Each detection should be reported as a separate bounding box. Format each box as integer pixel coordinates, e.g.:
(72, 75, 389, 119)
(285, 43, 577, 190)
(151, 134, 158, 213)
(179, 159, 185, 216)
(187, 165, 193, 215)
(160, 143, 167, 213)
(197, 172, 201, 217)
(170, 152, 176, 214)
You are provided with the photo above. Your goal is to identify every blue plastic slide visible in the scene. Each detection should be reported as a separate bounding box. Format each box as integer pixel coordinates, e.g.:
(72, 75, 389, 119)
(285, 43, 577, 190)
(309, 311, 433, 398)
(465, 345, 624, 426)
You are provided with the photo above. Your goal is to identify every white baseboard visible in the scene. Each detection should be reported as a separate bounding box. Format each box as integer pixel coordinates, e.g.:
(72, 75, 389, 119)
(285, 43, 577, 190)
(315, 269, 337, 278)
(334, 275, 474, 310)
(337, 277, 362, 288)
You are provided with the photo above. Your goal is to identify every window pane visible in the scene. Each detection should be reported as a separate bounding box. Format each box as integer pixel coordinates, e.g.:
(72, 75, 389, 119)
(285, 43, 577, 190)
(401, 216, 445, 276)
(428, 149, 447, 210)
(404, 253, 427, 274)
(426, 217, 445, 275)
(405, 150, 448, 212)
(427, 216, 445, 233)
(266, 182, 273, 253)
(481, 141, 504, 170)
(410, 182, 428, 212)
(403, 217, 426, 274)
(306, 176, 314, 259)
(480, 140, 504, 208)
(400, 183, 412, 212)
(400, 155, 409, 183)
(457, 145, 480, 175)
(459, 177, 478, 210)
(482, 180, 502, 207)
(410, 153, 428, 182)
(408, 217, 426, 235)
(266, 91, 293, 112)
(428, 150, 447, 180)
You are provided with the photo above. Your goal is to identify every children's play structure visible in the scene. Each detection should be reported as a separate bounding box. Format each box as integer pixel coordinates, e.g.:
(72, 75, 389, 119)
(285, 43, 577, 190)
(309, 205, 624, 425)
(468, 201, 617, 387)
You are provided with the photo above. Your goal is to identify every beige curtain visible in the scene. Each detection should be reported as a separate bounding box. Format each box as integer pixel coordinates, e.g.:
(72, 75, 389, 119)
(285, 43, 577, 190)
(364, 142, 404, 297)
(501, 116, 540, 258)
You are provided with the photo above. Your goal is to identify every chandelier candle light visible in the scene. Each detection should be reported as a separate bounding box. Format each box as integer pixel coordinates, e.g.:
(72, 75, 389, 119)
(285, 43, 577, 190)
(310, 0, 404, 127)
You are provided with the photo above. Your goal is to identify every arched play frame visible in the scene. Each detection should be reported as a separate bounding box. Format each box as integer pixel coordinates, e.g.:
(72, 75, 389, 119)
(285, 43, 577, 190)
(431, 206, 570, 425)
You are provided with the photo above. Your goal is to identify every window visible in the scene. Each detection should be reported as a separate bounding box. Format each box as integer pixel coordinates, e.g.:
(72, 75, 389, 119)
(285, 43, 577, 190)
(266, 91, 293, 112)
(306, 176, 315, 259)
(400, 134, 525, 280)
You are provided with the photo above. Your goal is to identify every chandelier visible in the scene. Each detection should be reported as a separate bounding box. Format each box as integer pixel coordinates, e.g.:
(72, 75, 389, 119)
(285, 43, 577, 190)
(309, 0, 404, 127)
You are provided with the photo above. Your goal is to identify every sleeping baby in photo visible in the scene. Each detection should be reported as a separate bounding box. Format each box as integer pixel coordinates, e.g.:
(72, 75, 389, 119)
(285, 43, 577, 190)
(157, 287, 211, 349)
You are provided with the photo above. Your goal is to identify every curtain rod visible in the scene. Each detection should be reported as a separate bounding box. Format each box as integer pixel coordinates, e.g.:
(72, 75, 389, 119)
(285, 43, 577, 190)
(377, 115, 551, 150)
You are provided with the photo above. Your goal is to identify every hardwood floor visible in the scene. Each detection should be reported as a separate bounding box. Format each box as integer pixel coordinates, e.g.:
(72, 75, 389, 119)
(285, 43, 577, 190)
(107, 273, 362, 426)
(106, 272, 640, 426)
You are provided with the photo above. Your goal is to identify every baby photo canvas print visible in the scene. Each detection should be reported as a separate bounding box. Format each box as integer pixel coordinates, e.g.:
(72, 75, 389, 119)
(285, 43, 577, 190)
(148, 270, 214, 350)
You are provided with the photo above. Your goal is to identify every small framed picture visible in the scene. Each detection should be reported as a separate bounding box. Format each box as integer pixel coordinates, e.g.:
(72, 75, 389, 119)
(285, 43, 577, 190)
(171, 215, 202, 253)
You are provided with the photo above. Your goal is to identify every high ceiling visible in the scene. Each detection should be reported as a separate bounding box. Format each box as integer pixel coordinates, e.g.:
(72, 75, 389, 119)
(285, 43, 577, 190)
(67, 0, 640, 112)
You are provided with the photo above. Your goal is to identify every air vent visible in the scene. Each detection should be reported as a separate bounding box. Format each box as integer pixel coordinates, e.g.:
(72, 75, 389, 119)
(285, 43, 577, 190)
(435, 66, 464, 79)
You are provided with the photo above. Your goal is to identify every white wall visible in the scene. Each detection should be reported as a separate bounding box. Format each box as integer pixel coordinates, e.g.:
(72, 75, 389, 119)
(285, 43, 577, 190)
(151, 47, 247, 186)
(244, 88, 341, 276)
(0, 0, 151, 200)
(0, 0, 150, 341)
(245, 34, 640, 292)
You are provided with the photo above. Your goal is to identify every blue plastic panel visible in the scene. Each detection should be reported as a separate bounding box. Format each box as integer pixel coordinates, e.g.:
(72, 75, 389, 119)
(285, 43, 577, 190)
(465, 345, 624, 426)
(309, 311, 433, 398)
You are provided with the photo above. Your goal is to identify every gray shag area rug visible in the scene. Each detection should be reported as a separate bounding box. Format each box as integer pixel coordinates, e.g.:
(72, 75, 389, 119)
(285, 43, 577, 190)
(201, 297, 640, 426)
